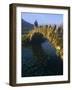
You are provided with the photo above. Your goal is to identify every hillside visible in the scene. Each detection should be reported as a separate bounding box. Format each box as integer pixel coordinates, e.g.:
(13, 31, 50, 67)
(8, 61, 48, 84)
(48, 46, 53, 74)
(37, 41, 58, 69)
(21, 19, 34, 34)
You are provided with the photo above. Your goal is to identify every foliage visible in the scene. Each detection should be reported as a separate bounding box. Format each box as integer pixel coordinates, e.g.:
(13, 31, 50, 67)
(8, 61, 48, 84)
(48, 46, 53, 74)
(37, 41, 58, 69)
(22, 24, 63, 59)
(22, 35, 30, 46)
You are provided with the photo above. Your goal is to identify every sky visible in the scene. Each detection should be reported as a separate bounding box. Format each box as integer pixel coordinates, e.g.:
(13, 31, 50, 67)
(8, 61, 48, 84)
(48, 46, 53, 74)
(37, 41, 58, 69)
(21, 12, 63, 25)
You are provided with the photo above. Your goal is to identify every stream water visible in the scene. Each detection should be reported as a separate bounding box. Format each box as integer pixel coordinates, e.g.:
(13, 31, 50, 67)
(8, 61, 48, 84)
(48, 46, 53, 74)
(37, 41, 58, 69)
(22, 40, 63, 77)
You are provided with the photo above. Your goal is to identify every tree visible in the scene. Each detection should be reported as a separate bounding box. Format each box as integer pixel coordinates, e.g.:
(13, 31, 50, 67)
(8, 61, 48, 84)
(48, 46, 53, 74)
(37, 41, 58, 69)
(34, 20, 38, 27)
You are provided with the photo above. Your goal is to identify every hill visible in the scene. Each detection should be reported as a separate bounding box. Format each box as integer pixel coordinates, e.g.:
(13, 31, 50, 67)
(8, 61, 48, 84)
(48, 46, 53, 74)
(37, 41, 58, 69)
(21, 19, 34, 34)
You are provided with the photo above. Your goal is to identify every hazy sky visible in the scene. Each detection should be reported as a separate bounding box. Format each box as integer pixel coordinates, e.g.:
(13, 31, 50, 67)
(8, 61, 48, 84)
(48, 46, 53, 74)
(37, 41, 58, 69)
(21, 12, 63, 25)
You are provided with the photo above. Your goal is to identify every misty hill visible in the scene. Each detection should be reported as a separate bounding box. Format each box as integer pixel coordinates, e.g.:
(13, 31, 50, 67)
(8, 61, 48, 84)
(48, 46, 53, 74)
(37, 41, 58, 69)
(22, 19, 34, 34)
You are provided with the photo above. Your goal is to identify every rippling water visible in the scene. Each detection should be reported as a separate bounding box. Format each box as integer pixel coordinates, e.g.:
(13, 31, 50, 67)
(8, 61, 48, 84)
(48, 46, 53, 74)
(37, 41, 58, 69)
(22, 40, 63, 77)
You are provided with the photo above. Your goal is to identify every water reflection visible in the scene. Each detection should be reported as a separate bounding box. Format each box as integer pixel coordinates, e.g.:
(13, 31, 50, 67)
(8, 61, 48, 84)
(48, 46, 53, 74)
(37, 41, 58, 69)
(22, 33, 63, 77)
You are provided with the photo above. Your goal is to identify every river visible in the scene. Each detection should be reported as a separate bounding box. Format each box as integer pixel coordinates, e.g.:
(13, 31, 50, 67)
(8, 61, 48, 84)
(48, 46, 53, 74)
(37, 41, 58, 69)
(22, 40, 63, 77)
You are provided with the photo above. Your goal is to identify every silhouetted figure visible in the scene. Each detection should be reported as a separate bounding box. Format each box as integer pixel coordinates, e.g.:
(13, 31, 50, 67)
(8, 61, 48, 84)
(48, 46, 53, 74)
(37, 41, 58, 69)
(34, 20, 38, 27)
